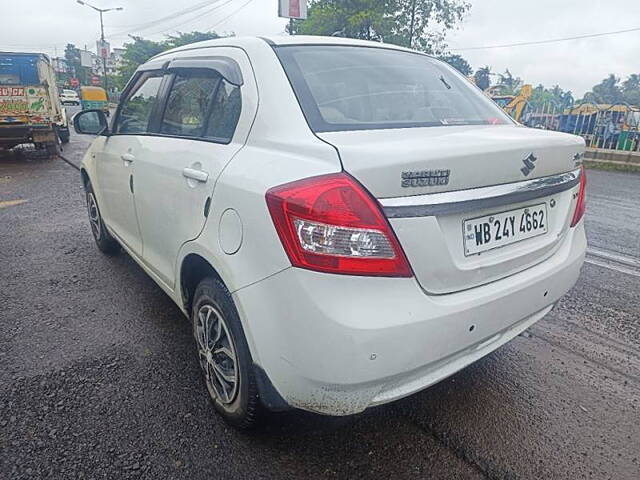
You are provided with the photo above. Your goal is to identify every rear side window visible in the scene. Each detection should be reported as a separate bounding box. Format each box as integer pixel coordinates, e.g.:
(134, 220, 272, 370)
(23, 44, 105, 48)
(204, 79, 241, 143)
(115, 73, 163, 134)
(160, 72, 219, 137)
(157, 70, 242, 144)
(276, 45, 512, 133)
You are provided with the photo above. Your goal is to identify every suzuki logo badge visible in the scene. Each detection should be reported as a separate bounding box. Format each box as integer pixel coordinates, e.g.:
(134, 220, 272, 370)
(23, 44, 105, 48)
(520, 153, 537, 176)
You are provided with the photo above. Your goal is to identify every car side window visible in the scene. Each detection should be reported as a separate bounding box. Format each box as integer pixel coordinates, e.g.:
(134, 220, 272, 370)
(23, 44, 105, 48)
(115, 73, 163, 134)
(160, 72, 219, 137)
(204, 79, 241, 143)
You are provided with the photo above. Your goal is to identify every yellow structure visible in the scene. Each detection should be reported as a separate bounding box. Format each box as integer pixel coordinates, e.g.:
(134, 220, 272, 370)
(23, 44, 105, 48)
(487, 84, 533, 122)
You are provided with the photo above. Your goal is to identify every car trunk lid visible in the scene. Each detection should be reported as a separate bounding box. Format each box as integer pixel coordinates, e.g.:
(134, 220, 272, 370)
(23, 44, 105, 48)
(317, 124, 585, 293)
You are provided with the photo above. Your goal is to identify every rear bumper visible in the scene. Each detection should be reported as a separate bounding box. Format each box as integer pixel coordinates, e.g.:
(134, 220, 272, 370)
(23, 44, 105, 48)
(0, 124, 55, 145)
(0, 124, 31, 143)
(233, 223, 586, 415)
(0, 125, 30, 148)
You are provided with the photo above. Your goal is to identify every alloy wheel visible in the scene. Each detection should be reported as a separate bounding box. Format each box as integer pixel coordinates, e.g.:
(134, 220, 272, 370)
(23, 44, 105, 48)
(87, 192, 101, 241)
(195, 304, 239, 405)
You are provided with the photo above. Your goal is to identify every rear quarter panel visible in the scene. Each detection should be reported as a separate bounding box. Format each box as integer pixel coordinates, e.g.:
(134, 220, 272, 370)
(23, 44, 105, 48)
(175, 39, 343, 299)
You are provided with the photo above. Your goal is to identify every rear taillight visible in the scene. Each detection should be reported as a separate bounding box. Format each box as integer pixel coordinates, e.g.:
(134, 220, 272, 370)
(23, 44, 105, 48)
(570, 165, 587, 227)
(266, 173, 412, 277)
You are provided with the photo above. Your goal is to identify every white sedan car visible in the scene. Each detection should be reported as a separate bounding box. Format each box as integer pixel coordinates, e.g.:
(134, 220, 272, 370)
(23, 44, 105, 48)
(73, 36, 586, 429)
(60, 89, 80, 106)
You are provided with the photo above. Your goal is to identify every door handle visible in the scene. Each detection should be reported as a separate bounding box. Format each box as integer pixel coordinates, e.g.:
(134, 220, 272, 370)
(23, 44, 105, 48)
(121, 153, 135, 165)
(182, 167, 209, 183)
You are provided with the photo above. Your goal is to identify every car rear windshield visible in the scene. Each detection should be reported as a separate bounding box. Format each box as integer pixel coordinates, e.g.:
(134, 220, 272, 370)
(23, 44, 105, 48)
(275, 45, 512, 133)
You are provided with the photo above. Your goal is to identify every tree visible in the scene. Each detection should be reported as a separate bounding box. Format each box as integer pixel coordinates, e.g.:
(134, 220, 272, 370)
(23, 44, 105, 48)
(474, 66, 491, 91)
(64, 43, 91, 85)
(495, 69, 523, 95)
(114, 31, 222, 90)
(581, 73, 640, 105)
(438, 54, 472, 76)
(164, 31, 221, 49)
(391, 0, 470, 53)
(292, 0, 470, 54)
(292, 1, 392, 41)
(529, 84, 574, 109)
(621, 73, 640, 105)
(114, 37, 165, 90)
(583, 74, 623, 104)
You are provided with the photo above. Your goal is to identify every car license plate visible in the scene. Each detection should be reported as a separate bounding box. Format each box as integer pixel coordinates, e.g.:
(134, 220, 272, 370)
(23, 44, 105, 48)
(463, 203, 548, 256)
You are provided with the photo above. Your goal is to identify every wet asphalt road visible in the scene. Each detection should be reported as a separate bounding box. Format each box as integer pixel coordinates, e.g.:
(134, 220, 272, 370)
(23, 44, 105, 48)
(1, 127, 639, 479)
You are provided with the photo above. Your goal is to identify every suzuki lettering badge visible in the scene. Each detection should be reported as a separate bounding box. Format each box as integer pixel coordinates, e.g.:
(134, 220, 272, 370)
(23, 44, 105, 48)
(401, 169, 450, 188)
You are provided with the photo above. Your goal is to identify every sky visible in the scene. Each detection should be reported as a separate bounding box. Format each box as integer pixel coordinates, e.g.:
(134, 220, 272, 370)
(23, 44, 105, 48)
(2, 0, 639, 97)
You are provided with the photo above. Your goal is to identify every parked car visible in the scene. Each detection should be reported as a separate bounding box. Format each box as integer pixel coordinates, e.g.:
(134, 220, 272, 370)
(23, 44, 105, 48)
(0, 52, 70, 154)
(73, 36, 587, 429)
(60, 88, 80, 106)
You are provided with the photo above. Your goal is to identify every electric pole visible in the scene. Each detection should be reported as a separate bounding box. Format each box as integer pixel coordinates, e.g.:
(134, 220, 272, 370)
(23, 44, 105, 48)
(76, 0, 123, 98)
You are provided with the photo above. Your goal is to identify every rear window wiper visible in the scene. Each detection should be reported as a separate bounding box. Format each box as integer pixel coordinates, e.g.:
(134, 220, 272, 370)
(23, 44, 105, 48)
(439, 76, 452, 90)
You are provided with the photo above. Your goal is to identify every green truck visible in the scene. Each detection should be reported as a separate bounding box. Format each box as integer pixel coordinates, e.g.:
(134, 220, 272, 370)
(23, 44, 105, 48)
(0, 52, 70, 157)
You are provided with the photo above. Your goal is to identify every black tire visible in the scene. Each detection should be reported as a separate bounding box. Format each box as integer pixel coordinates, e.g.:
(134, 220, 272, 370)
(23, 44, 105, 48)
(191, 277, 260, 429)
(85, 182, 120, 254)
(59, 127, 70, 144)
(45, 142, 59, 158)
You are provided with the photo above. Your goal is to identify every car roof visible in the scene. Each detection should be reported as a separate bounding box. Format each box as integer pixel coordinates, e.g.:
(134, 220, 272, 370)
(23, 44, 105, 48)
(152, 35, 419, 61)
(260, 35, 413, 50)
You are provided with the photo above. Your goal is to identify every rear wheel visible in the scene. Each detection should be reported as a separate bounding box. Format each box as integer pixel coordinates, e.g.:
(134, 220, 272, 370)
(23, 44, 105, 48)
(46, 143, 59, 157)
(85, 182, 120, 254)
(191, 277, 260, 429)
(58, 127, 70, 144)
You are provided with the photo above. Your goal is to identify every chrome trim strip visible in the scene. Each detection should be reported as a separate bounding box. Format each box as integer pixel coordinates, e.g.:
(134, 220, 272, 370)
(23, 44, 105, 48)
(381, 168, 581, 218)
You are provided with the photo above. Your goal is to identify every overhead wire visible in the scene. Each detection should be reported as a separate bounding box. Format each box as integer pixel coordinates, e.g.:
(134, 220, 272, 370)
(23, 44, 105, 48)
(207, 0, 256, 30)
(145, 0, 242, 36)
(107, 0, 228, 36)
(107, 0, 242, 39)
(452, 26, 640, 51)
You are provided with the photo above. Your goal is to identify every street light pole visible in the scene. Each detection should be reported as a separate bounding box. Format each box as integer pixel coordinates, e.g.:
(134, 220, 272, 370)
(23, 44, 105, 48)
(76, 0, 123, 98)
(99, 10, 107, 95)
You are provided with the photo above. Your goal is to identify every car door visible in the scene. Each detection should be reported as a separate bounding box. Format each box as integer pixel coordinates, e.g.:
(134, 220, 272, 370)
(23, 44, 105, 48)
(132, 49, 257, 289)
(95, 71, 164, 255)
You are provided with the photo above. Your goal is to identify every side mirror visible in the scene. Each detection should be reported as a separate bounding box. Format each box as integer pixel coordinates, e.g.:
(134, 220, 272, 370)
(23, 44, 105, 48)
(73, 109, 109, 136)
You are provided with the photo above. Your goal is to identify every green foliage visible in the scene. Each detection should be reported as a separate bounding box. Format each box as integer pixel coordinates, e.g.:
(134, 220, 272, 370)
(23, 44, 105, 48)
(529, 84, 574, 109)
(164, 31, 222, 49)
(291, 0, 470, 54)
(113, 31, 223, 90)
(438, 54, 472, 76)
(493, 69, 523, 96)
(474, 66, 491, 91)
(390, 0, 470, 53)
(113, 37, 165, 90)
(64, 43, 91, 85)
(581, 73, 640, 106)
(621, 74, 640, 106)
(292, 1, 393, 41)
(583, 74, 622, 104)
